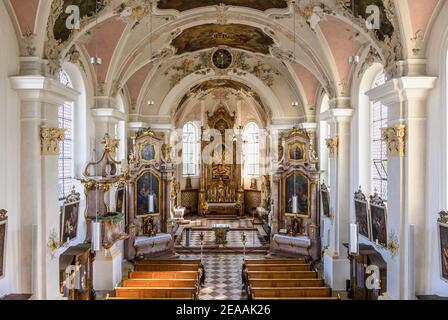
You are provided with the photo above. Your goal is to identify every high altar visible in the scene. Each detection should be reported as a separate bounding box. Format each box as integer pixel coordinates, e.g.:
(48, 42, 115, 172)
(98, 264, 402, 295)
(199, 106, 244, 216)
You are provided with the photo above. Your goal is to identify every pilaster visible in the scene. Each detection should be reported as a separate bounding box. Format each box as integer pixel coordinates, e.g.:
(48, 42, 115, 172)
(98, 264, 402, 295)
(10, 74, 79, 299)
(322, 106, 353, 290)
(367, 76, 437, 299)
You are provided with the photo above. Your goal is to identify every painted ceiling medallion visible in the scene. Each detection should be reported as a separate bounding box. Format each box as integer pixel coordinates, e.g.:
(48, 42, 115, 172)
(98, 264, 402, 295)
(157, 0, 288, 12)
(171, 24, 275, 55)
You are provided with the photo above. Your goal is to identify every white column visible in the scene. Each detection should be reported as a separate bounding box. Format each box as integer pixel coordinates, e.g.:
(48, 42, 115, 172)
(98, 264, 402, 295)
(322, 106, 353, 291)
(367, 76, 436, 299)
(10, 74, 79, 299)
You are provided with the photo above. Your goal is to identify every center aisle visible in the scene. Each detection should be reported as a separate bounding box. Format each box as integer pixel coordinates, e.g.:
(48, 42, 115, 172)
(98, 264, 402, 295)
(179, 253, 264, 300)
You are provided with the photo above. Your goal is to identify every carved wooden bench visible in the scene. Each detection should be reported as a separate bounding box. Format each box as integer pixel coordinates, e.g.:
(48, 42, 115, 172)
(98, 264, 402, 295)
(134, 264, 201, 271)
(244, 259, 306, 265)
(245, 264, 312, 272)
(248, 279, 324, 288)
(245, 271, 318, 279)
(129, 271, 199, 280)
(122, 279, 198, 288)
(114, 287, 197, 299)
(250, 287, 332, 299)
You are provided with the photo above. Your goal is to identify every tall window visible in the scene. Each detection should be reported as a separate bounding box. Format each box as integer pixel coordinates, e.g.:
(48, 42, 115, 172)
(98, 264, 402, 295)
(244, 122, 260, 176)
(182, 122, 198, 176)
(58, 70, 74, 200)
(371, 73, 388, 200)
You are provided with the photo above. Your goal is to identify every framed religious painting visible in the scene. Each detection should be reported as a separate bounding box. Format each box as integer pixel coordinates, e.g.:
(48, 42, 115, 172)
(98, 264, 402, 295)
(0, 209, 7, 278)
(438, 211, 448, 282)
(369, 193, 387, 247)
(283, 171, 311, 218)
(60, 189, 81, 244)
(115, 187, 125, 214)
(354, 187, 371, 240)
(139, 142, 158, 164)
(287, 141, 306, 163)
(135, 170, 161, 217)
(320, 182, 330, 218)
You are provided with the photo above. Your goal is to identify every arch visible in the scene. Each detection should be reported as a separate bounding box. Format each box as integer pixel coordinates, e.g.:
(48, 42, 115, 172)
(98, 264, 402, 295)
(158, 71, 286, 118)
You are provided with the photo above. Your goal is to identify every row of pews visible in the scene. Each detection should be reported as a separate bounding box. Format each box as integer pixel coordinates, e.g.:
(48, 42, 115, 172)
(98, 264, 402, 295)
(107, 259, 204, 300)
(243, 258, 339, 300)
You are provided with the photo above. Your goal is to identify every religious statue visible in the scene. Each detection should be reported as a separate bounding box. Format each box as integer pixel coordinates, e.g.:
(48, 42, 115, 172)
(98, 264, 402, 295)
(170, 178, 180, 208)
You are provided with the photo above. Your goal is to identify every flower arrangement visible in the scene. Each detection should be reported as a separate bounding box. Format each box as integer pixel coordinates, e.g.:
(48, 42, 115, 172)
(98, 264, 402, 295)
(387, 231, 399, 258)
(47, 229, 64, 258)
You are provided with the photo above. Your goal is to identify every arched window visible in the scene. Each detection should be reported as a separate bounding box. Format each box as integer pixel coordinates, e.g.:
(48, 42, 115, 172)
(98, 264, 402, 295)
(183, 122, 199, 176)
(58, 70, 74, 200)
(371, 73, 388, 200)
(244, 122, 260, 176)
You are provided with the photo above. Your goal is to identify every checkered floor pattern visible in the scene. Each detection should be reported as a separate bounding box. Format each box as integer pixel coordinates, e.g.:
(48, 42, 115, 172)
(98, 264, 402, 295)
(180, 253, 264, 300)
(177, 230, 266, 248)
(188, 218, 256, 229)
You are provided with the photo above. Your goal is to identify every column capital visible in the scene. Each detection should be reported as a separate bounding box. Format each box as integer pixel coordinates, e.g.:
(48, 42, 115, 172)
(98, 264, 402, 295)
(298, 122, 318, 131)
(320, 108, 353, 123)
(91, 108, 125, 122)
(10, 75, 79, 106)
(366, 76, 437, 105)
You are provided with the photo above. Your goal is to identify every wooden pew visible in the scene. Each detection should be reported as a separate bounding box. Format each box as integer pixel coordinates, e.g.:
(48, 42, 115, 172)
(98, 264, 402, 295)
(115, 287, 197, 299)
(244, 259, 306, 265)
(106, 295, 189, 300)
(122, 279, 198, 288)
(129, 271, 199, 280)
(249, 279, 324, 288)
(134, 259, 201, 265)
(245, 264, 312, 272)
(134, 264, 200, 272)
(245, 271, 318, 279)
(250, 287, 332, 299)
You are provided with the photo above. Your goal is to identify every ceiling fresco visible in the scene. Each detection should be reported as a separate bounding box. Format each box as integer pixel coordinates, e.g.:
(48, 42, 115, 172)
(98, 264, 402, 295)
(171, 24, 275, 55)
(176, 79, 266, 113)
(341, 0, 394, 41)
(157, 0, 288, 12)
(53, 0, 106, 43)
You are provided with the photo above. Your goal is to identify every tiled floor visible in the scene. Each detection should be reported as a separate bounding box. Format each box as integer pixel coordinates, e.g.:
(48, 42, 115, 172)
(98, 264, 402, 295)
(177, 230, 266, 248)
(180, 253, 265, 300)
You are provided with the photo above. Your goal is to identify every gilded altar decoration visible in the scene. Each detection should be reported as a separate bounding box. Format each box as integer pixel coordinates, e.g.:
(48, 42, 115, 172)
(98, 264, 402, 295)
(325, 137, 339, 158)
(382, 124, 406, 157)
(40, 125, 65, 155)
(101, 133, 120, 157)
(161, 144, 173, 163)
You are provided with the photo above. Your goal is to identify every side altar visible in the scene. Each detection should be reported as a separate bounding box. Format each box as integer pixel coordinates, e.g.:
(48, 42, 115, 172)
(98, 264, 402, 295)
(198, 106, 244, 216)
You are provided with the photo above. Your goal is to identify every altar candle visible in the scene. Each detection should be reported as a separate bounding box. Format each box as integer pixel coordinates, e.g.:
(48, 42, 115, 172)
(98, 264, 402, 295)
(349, 223, 359, 254)
(292, 195, 299, 214)
(92, 220, 101, 251)
(149, 194, 155, 213)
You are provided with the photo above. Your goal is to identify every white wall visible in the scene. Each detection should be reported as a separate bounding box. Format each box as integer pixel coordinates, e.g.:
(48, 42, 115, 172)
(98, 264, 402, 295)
(0, 2, 20, 296)
(425, 0, 448, 296)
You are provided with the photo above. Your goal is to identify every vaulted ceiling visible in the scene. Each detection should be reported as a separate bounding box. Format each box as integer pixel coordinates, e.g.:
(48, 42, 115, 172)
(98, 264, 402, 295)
(5, 0, 442, 124)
